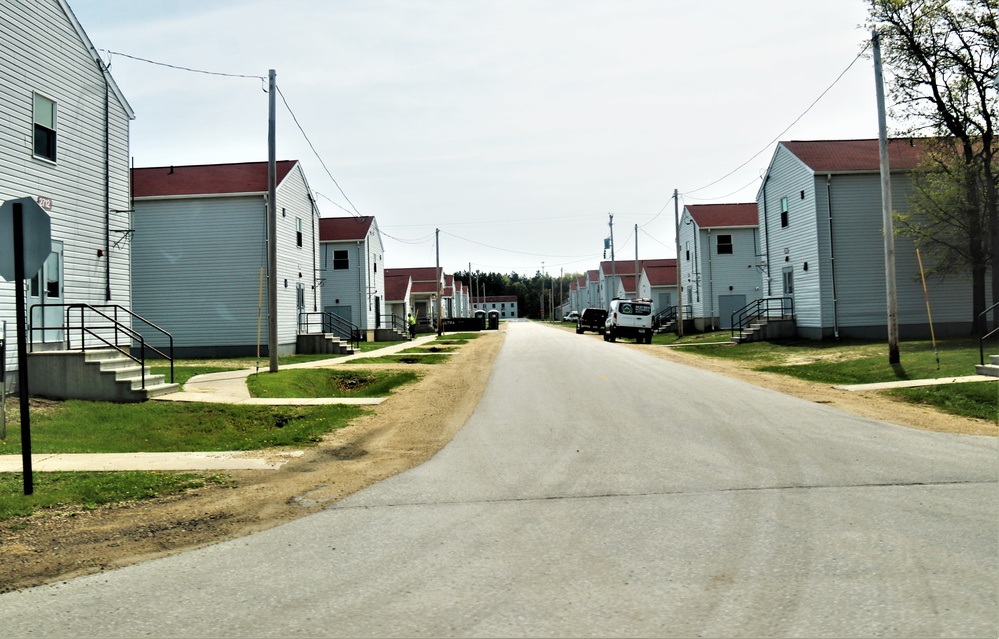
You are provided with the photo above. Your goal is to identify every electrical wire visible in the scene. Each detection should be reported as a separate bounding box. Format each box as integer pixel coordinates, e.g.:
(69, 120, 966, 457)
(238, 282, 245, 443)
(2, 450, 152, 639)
(103, 50, 266, 80)
(440, 229, 595, 259)
(314, 191, 357, 216)
(680, 175, 763, 202)
(681, 42, 872, 197)
(275, 84, 364, 218)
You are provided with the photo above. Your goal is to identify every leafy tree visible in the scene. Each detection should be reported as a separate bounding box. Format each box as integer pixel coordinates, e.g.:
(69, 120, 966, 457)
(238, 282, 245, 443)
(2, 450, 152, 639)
(867, 0, 998, 330)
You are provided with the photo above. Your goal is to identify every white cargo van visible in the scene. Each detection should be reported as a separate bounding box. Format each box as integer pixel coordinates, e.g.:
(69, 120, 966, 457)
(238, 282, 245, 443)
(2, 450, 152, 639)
(604, 298, 654, 344)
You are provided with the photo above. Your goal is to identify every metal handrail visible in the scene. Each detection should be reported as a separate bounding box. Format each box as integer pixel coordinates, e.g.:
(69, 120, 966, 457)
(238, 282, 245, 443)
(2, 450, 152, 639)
(979, 300, 999, 365)
(299, 311, 361, 350)
(28, 303, 174, 386)
(730, 297, 794, 339)
(379, 314, 407, 335)
(652, 305, 692, 332)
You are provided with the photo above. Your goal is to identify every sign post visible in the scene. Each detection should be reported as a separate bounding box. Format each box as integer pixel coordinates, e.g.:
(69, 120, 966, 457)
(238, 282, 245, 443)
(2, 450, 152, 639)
(0, 197, 52, 496)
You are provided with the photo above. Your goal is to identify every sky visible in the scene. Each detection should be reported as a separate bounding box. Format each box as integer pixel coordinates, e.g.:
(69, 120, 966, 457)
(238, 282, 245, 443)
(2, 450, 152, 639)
(69, 0, 880, 277)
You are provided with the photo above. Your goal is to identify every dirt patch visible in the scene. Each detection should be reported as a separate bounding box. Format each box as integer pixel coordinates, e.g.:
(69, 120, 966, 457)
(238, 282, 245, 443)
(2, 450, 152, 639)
(1, 330, 994, 592)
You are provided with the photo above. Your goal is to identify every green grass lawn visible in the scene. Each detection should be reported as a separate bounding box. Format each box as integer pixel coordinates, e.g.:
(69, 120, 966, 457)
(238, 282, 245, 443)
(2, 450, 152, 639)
(343, 354, 450, 365)
(246, 369, 418, 398)
(0, 471, 230, 520)
(1, 401, 364, 453)
(658, 335, 996, 422)
(885, 383, 999, 422)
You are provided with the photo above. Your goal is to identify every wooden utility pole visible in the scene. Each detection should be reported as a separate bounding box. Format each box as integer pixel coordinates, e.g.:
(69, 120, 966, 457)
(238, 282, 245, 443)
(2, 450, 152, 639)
(267, 69, 278, 372)
(674, 189, 683, 337)
(608, 213, 615, 307)
(873, 32, 900, 363)
(634, 223, 639, 298)
(435, 228, 442, 335)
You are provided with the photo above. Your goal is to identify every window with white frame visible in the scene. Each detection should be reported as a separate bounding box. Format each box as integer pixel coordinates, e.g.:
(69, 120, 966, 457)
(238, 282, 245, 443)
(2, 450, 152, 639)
(332, 249, 348, 270)
(717, 234, 733, 255)
(33, 93, 57, 162)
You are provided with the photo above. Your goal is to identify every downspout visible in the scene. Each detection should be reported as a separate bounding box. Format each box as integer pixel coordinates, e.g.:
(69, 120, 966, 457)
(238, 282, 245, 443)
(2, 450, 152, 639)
(309, 193, 317, 312)
(707, 228, 714, 330)
(100, 58, 111, 301)
(826, 174, 840, 338)
(762, 174, 771, 296)
(356, 240, 363, 330)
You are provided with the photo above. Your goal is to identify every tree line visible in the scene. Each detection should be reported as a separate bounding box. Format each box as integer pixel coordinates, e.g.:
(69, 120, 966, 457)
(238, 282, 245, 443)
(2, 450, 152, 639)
(454, 270, 583, 320)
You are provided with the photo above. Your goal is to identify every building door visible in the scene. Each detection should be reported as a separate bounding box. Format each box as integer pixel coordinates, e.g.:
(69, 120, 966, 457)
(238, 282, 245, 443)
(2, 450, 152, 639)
(28, 241, 63, 344)
(657, 293, 671, 314)
(374, 296, 381, 328)
(323, 304, 353, 339)
(782, 267, 794, 306)
(718, 294, 746, 329)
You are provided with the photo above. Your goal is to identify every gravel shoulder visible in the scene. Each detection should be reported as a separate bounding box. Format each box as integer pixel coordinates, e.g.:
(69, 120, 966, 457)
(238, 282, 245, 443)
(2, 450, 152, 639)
(1, 327, 993, 593)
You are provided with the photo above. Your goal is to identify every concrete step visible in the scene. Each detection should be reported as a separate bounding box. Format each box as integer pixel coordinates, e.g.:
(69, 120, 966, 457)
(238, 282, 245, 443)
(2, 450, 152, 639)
(28, 349, 179, 402)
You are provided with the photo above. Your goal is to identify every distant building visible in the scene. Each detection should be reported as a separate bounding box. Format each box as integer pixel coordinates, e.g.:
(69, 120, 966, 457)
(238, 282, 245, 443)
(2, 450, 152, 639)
(678, 203, 759, 330)
(318, 216, 385, 336)
(472, 295, 518, 318)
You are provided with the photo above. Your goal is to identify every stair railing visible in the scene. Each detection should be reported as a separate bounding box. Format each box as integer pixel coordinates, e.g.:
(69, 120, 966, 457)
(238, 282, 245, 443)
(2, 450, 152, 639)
(651, 305, 692, 332)
(379, 314, 408, 335)
(730, 297, 794, 340)
(28, 303, 174, 386)
(979, 301, 999, 366)
(298, 311, 361, 351)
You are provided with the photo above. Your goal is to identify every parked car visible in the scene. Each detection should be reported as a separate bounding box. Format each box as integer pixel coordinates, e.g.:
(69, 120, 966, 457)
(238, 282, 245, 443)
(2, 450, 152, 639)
(564, 311, 579, 322)
(604, 298, 654, 344)
(576, 308, 607, 334)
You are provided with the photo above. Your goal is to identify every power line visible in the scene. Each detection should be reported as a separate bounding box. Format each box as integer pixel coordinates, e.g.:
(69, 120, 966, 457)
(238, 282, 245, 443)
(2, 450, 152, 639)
(103, 50, 266, 81)
(275, 84, 364, 218)
(681, 42, 872, 197)
(440, 229, 595, 259)
(680, 175, 762, 202)
(97, 50, 367, 221)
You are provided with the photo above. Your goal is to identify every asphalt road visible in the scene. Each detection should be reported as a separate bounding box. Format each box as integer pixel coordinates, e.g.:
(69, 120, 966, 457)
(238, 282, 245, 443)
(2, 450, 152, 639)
(1, 321, 996, 637)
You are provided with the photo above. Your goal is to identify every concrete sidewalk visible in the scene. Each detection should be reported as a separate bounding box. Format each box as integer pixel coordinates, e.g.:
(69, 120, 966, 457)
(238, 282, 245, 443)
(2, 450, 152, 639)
(0, 450, 305, 472)
(1, 335, 443, 472)
(834, 374, 998, 391)
(153, 334, 440, 405)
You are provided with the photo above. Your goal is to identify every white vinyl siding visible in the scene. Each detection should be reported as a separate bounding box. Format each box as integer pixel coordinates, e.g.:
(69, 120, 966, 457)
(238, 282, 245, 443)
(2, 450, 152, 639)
(1, 0, 134, 379)
(759, 146, 821, 328)
(760, 141, 991, 339)
(131, 164, 317, 355)
(318, 220, 385, 331)
(132, 196, 268, 351)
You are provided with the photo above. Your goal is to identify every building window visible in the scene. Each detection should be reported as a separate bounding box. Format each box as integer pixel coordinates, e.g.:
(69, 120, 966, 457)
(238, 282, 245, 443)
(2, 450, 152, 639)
(780, 197, 789, 228)
(717, 234, 733, 255)
(33, 93, 57, 162)
(333, 249, 348, 270)
(296, 219, 303, 247)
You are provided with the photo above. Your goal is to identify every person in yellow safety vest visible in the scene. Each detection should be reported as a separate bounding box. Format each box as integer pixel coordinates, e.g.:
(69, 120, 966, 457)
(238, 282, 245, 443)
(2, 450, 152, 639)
(407, 313, 417, 340)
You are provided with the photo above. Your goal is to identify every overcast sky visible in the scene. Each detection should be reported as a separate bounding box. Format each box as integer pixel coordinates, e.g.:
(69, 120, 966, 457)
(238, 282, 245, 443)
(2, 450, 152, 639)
(70, 0, 879, 277)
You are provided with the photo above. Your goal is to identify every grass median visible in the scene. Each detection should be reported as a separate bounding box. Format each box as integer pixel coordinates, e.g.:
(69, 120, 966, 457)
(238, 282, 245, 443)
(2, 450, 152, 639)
(657, 333, 997, 423)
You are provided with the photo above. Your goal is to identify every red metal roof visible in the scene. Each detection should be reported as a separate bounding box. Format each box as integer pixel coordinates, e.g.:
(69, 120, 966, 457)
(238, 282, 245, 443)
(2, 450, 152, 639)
(780, 138, 929, 173)
(643, 264, 677, 286)
(686, 203, 758, 228)
(319, 216, 374, 241)
(132, 161, 299, 197)
(385, 267, 442, 283)
(411, 281, 441, 294)
(384, 273, 411, 302)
